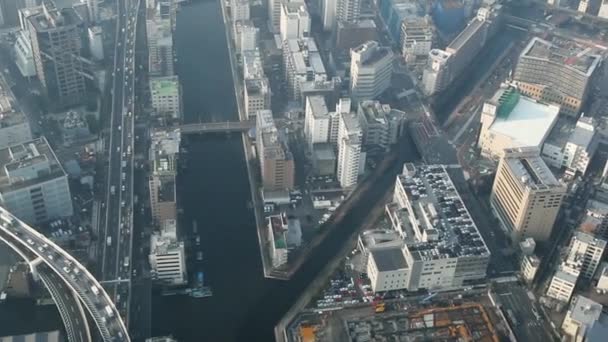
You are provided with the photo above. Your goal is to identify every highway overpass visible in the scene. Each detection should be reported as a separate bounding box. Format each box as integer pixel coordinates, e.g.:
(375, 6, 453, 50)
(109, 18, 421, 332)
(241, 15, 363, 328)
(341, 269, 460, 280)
(0, 206, 130, 341)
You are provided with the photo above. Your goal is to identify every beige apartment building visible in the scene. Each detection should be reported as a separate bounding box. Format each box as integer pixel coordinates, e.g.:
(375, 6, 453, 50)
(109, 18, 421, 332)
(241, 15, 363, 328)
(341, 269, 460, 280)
(490, 147, 567, 242)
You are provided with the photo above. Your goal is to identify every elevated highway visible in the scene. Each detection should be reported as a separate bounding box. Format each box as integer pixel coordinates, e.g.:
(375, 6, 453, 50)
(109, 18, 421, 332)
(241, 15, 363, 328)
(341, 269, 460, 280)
(98, 0, 139, 331)
(0, 206, 129, 341)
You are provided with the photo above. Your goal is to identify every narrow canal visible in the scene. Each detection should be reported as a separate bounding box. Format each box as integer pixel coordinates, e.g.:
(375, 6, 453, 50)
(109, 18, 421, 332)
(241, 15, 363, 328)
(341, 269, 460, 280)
(151, 0, 419, 341)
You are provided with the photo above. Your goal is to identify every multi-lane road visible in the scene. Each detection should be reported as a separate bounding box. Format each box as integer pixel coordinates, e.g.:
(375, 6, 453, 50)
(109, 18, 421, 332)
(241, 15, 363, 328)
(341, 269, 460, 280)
(99, 0, 139, 329)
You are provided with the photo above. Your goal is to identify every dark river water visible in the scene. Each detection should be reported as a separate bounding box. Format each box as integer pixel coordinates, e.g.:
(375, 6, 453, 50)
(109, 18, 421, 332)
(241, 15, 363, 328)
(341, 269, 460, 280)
(150, 1, 420, 341)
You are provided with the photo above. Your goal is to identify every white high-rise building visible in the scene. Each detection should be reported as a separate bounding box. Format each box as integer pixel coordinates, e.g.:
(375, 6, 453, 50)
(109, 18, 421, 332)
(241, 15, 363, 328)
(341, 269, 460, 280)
(244, 78, 271, 118)
(350, 41, 393, 103)
(87, 26, 104, 61)
(280, 1, 310, 41)
(337, 112, 364, 188)
(401, 16, 433, 63)
(304, 95, 330, 149)
(243, 50, 265, 80)
(282, 39, 327, 101)
(234, 21, 258, 54)
(578, 0, 591, 13)
(599, 0, 608, 18)
(547, 262, 580, 302)
(149, 220, 187, 285)
(0, 137, 73, 225)
(231, 0, 250, 21)
(267, 214, 289, 267)
(147, 4, 174, 77)
(322, 0, 361, 32)
(0, 93, 32, 150)
(150, 76, 182, 120)
(565, 231, 606, 279)
(14, 30, 36, 78)
(422, 49, 452, 95)
(268, 0, 282, 33)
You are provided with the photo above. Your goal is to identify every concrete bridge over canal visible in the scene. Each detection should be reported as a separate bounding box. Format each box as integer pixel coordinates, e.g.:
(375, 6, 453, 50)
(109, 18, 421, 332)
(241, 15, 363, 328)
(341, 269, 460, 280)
(167, 120, 255, 134)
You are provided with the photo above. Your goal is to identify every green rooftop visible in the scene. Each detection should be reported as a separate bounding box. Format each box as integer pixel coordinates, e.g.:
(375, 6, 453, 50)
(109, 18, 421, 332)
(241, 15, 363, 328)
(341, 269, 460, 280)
(275, 236, 286, 249)
(496, 88, 520, 119)
(151, 78, 179, 97)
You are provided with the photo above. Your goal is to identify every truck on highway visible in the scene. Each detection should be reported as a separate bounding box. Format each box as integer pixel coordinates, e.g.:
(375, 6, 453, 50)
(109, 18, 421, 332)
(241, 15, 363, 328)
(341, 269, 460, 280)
(110, 186, 116, 195)
(91, 286, 99, 295)
(107, 237, 112, 246)
(123, 257, 129, 267)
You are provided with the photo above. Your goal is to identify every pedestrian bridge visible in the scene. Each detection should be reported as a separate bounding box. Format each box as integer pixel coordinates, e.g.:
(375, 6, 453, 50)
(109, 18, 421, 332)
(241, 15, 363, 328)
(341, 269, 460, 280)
(170, 120, 255, 134)
(0, 206, 130, 342)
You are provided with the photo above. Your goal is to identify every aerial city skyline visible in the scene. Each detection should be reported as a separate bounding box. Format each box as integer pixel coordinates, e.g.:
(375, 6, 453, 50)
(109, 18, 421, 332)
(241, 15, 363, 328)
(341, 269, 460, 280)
(0, 0, 608, 341)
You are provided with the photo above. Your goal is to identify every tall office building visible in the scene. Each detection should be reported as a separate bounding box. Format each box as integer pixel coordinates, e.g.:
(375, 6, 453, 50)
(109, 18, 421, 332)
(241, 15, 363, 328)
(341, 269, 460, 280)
(149, 175, 177, 224)
(147, 2, 174, 77)
(280, 1, 310, 41)
(268, 0, 282, 33)
(256, 110, 295, 191)
(0, 137, 73, 225)
(336, 112, 364, 188)
(27, 0, 86, 109)
(349, 41, 393, 103)
(490, 147, 567, 242)
(422, 4, 501, 95)
(149, 130, 180, 225)
(322, 0, 361, 32)
(513, 36, 602, 117)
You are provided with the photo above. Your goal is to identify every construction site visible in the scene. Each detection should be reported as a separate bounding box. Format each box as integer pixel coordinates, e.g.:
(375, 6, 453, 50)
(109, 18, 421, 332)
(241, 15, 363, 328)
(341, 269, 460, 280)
(293, 301, 505, 342)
